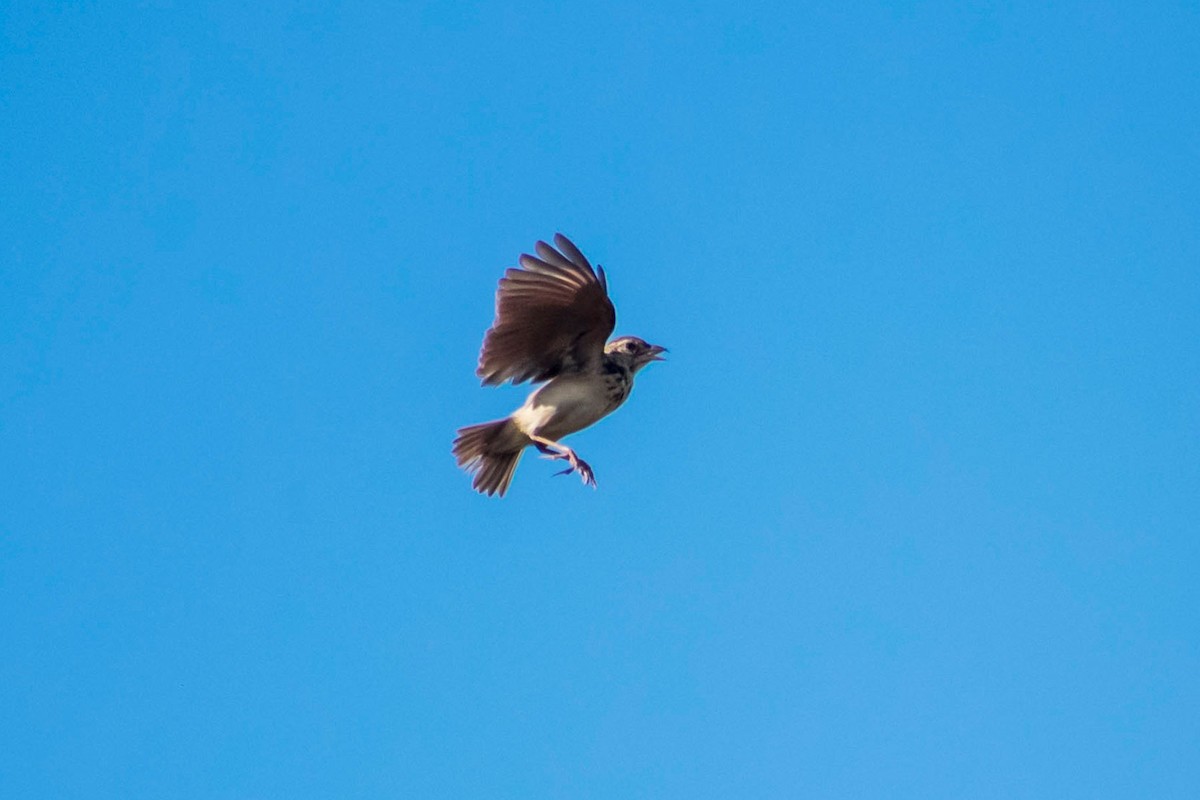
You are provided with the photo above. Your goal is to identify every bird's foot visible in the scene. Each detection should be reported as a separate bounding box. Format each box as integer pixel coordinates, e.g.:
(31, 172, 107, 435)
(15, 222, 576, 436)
(541, 449, 597, 488)
(564, 457, 596, 488)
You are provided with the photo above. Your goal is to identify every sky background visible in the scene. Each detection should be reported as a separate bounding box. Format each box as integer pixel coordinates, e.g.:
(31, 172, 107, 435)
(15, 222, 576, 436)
(2, 2, 1198, 797)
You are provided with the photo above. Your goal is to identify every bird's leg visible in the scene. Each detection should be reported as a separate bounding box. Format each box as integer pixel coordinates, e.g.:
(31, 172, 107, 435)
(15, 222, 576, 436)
(529, 435, 596, 488)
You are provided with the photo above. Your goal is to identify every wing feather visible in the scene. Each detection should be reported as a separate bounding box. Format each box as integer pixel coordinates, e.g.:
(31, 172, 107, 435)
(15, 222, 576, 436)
(477, 234, 616, 385)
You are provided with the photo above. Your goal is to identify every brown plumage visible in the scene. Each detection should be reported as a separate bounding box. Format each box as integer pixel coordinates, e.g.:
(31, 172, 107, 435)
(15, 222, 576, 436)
(476, 234, 616, 385)
(454, 234, 665, 496)
(451, 419, 526, 497)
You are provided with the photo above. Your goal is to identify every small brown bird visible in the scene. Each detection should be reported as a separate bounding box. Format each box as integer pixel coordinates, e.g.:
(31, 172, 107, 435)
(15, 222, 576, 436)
(453, 234, 666, 496)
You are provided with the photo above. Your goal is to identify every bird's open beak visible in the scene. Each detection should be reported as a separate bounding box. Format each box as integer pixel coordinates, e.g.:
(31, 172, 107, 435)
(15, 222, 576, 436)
(649, 344, 668, 362)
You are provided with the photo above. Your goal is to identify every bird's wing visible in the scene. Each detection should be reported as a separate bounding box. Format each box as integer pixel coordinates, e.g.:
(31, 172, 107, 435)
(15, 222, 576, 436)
(477, 233, 616, 385)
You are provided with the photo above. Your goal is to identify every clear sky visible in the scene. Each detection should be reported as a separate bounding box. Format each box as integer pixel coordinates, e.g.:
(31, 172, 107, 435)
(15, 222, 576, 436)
(2, 2, 1197, 797)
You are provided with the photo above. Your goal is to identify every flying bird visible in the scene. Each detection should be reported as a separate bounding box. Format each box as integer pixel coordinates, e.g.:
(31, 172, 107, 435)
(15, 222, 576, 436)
(453, 234, 666, 496)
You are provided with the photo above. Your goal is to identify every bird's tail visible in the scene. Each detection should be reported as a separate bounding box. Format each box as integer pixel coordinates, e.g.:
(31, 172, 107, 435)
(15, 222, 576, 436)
(452, 417, 530, 497)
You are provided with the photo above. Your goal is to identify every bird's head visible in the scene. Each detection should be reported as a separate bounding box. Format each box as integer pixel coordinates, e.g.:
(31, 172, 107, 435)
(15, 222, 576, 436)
(605, 336, 667, 373)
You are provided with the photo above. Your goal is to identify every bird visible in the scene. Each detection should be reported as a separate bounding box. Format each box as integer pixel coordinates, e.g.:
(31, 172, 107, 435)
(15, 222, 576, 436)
(452, 233, 666, 497)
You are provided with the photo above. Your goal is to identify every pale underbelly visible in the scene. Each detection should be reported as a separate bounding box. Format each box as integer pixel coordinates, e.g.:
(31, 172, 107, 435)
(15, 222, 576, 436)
(511, 374, 627, 440)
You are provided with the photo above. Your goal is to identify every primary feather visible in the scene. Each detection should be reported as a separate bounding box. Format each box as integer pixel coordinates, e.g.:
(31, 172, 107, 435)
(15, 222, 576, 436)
(476, 233, 616, 386)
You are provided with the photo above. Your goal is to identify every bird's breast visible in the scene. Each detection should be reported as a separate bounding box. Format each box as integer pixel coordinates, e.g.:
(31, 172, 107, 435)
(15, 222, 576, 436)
(512, 369, 633, 439)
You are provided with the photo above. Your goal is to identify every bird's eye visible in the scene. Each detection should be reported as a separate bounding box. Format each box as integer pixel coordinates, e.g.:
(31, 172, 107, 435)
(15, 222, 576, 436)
(625, 342, 637, 353)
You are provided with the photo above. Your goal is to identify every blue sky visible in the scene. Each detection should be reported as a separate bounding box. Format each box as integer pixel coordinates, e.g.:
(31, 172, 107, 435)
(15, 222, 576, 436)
(2, 1, 1197, 797)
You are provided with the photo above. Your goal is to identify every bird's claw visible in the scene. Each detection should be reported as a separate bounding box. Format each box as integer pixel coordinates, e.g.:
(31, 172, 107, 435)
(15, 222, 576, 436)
(542, 452, 597, 488)
(569, 458, 596, 488)
(577, 461, 597, 488)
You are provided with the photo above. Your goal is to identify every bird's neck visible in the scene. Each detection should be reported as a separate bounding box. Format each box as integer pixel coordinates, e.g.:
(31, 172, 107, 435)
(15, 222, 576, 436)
(602, 353, 638, 377)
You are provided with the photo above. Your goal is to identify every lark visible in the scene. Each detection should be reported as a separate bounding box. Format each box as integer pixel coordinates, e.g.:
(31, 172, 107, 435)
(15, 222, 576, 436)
(453, 234, 666, 496)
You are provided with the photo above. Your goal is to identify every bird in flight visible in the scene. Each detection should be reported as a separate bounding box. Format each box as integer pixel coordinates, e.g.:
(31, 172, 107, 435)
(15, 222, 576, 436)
(453, 233, 666, 496)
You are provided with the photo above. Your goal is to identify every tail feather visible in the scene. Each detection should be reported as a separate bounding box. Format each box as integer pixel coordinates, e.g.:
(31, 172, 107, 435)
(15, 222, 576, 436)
(452, 418, 529, 497)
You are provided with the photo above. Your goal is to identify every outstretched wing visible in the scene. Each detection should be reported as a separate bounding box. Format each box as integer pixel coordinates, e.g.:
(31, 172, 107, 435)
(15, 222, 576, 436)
(477, 233, 616, 385)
